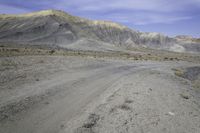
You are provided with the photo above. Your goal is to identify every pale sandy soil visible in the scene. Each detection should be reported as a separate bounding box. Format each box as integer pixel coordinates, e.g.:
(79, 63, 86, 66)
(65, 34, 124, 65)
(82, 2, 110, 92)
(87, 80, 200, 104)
(0, 56, 200, 133)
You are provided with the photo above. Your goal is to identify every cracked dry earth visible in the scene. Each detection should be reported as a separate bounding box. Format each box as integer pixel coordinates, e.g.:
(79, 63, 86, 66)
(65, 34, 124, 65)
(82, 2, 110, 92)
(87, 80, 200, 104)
(0, 56, 200, 133)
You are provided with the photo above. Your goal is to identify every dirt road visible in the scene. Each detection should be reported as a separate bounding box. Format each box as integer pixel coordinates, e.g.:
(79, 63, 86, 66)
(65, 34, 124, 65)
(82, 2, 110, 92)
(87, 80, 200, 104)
(0, 56, 200, 133)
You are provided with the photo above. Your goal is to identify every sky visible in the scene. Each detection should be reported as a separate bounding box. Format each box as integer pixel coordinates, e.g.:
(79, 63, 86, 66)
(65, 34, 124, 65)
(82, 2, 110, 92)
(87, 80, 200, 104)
(0, 0, 199, 37)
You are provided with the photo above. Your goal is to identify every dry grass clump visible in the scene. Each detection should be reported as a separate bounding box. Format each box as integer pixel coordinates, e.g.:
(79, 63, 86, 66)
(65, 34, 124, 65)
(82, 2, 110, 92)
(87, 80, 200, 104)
(110, 98, 133, 113)
(0, 59, 17, 67)
(173, 67, 200, 90)
(180, 93, 190, 99)
(172, 68, 185, 77)
(75, 113, 100, 133)
(1, 46, 200, 63)
(192, 80, 200, 90)
(82, 113, 100, 129)
(124, 99, 134, 104)
(118, 104, 132, 111)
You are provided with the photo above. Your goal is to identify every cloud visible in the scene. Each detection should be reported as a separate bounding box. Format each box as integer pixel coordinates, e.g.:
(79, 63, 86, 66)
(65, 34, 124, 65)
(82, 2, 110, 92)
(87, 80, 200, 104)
(0, 4, 30, 14)
(1, 0, 199, 13)
(85, 11, 193, 25)
(65, 0, 200, 12)
(132, 16, 193, 25)
(0, 0, 198, 25)
(51, 0, 198, 25)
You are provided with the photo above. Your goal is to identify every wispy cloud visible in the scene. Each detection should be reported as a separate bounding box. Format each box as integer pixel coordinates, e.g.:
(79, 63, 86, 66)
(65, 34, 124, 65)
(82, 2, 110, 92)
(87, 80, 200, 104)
(61, 0, 200, 12)
(50, 0, 198, 25)
(0, 4, 30, 14)
(108, 13, 193, 25)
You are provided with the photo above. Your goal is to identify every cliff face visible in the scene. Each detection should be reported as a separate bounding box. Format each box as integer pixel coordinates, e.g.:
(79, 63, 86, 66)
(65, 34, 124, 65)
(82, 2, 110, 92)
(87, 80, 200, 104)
(0, 10, 199, 53)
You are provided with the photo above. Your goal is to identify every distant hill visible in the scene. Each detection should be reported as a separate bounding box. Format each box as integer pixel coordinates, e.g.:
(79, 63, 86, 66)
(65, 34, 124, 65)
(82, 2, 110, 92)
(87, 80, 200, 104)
(0, 10, 199, 53)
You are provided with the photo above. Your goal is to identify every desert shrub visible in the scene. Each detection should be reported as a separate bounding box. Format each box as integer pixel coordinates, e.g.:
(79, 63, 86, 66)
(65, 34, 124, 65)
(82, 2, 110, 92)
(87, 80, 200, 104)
(49, 49, 56, 55)
(164, 57, 169, 60)
(0, 59, 17, 67)
(82, 113, 100, 129)
(125, 99, 133, 104)
(172, 68, 185, 77)
(10, 48, 20, 52)
(192, 80, 200, 90)
(180, 93, 189, 99)
(118, 104, 131, 111)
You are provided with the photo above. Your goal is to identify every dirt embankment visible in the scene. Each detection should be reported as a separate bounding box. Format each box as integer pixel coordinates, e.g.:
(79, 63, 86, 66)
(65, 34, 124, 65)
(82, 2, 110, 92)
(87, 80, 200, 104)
(173, 66, 200, 90)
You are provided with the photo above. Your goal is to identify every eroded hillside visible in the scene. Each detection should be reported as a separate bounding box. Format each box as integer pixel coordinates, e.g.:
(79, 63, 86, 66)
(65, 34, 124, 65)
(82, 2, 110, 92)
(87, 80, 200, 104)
(0, 10, 199, 53)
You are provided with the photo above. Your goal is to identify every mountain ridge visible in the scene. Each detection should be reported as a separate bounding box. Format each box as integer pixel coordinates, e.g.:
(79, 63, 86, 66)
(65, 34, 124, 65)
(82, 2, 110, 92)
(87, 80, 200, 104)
(0, 9, 199, 53)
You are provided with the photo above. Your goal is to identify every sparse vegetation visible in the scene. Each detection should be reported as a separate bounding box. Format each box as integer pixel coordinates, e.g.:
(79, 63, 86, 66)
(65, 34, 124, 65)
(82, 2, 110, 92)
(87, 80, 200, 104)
(172, 68, 185, 77)
(180, 93, 190, 99)
(0, 59, 17, 68)
(124, 99, 133, 104)
(0, 46, 200, 63)
(35, 78, 40, 81)
(173, 67, 200, 90)
(110, 102, 132, 113)
(82, 113, 100, 129)
(76, 113, 100, 132)
(49, 50, 56, 55)
(38, 60, 45, 63)
(118, 104, 132, 111)
(193, 80, 200, 90)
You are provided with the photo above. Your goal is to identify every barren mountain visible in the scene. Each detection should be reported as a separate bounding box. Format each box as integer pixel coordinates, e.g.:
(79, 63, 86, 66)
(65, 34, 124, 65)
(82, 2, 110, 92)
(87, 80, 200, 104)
(0, 10, 199, 53)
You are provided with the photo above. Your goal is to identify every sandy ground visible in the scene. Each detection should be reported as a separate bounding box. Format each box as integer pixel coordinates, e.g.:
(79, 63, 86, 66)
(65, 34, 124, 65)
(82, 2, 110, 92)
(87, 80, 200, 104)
(0, 56, 200, 133)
